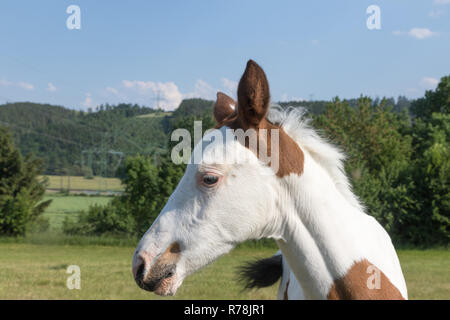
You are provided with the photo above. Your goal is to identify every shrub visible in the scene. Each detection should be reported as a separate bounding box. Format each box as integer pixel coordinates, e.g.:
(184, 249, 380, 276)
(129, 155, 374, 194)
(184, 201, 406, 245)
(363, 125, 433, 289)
(119, 155, 184, 236)
(62, 198, 135, 236)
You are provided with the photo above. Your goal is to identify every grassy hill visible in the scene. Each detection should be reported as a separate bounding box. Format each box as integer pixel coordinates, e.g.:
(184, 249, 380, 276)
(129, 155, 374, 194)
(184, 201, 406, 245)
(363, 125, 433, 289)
(0, 100, 214, 176)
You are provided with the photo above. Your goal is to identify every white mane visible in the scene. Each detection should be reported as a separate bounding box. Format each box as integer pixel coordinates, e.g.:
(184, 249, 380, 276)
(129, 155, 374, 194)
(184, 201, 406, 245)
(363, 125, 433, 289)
(267, 105, 365, 213)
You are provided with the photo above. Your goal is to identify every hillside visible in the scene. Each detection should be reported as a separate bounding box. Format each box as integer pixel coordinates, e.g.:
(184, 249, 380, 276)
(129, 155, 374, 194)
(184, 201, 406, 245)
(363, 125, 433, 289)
(0, 102, 173, 176)
(0, 96, 411, 177)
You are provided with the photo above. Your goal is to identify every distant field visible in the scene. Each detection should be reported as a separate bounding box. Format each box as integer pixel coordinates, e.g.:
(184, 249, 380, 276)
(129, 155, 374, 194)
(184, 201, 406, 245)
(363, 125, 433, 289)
(40, 175, 124, 192)
(0, 243, 448, 299)
(42, 195, 113, 231)
(136, 112, 172, 118)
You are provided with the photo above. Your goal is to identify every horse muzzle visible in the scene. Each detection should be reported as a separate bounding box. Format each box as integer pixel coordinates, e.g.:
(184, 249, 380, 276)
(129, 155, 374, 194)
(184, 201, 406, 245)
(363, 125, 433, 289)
(133, 242, 182, 296)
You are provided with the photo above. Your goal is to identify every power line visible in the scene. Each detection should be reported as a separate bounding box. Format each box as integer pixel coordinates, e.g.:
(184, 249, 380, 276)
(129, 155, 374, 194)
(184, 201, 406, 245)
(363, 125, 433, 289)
(0, 120, 83, 147)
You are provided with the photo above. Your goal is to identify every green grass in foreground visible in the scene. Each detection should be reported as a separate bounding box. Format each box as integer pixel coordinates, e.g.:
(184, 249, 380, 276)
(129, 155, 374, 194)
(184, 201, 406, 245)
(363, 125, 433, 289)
(0, 242, 448, 300)
(0, 243, 278, 299)
(42, 195, 113, 231)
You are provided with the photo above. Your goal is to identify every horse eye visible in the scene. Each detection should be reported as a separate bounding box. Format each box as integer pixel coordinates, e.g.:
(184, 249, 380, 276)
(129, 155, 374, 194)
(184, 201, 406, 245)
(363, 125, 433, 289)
(203, 175, 219, 186)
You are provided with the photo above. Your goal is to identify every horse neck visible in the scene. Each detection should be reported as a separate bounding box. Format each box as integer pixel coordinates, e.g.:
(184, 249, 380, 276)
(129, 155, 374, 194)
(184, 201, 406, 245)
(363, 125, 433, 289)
(274, 151, 367, 299)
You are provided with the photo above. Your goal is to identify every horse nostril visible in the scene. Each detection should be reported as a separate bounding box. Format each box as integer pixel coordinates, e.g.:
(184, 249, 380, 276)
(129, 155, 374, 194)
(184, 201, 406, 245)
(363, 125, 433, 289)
(135, 262, 146, 284)
(164, 270, 174, 279)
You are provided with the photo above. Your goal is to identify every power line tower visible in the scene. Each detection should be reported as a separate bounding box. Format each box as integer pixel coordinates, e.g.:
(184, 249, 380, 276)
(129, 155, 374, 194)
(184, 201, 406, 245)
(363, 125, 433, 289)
(155, 90, 161, 110)
(146, 90, 162, 110)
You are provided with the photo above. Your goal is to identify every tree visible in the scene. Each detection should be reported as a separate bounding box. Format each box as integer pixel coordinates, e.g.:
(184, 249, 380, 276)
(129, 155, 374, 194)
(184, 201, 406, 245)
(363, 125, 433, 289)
(0, 126, 51, 236)
(410, 75, 450, 120)
(313, 97, 415, 237)
(120, 155, 184, 236)
(403, 113, 450, 245)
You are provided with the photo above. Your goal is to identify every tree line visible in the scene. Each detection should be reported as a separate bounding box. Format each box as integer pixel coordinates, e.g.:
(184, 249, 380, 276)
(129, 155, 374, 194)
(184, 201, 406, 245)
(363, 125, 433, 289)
(0, 75, 448, 246)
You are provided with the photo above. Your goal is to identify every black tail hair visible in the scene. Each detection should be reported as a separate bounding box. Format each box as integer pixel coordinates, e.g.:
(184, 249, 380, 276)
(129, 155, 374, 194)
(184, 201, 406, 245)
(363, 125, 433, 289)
(237, 254, 283, 289)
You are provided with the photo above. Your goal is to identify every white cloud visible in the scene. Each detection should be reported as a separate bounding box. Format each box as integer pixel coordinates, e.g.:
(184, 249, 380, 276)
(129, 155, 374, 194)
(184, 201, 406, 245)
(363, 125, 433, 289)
(405, 88, 419, 95)
(0, 79, 12, 86)
(122, 80, 183, 111)
(420, 77, 439, 89)
(17, 81, 34, 90)
(280, 93, 305, 102)
(0, 79, 36, 90)
(408, 28, 438, 39)
(47, 82, 57, 92)
(82, 93, 93, 108)
(393, 28, 438, 39)
(428, 9, 445, 18)
(221, 78, 238, 97)
(105, 86, 119, 95)
(183, 79, 217, 101)
(195, 79, 215, 99)
(434, 0, 450, 4)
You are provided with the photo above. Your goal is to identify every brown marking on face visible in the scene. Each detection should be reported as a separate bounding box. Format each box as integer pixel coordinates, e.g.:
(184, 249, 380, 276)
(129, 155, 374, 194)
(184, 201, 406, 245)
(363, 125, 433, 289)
(284, 279, 290, 300)
(327, 259, 405, 300)
(144, 242, 181, 291)
(213, 60, 304, 177)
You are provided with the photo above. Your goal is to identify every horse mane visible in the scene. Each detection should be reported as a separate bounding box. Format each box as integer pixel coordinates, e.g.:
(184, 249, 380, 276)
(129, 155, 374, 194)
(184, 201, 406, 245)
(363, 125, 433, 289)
(267, 105, 365, 213)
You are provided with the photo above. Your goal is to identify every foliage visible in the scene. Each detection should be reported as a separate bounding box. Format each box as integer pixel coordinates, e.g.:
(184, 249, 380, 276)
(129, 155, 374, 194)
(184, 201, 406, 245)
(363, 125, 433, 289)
(119, 155, 185, 236)
(62, 198, 134, 236)
(0, 127, 51, 236)
(313, 97, 416, 237)
(0, 102, 169, 176)
(312, 75, 449, 246)
(403, 113, 449, 245)
(410, 76, 449, 120)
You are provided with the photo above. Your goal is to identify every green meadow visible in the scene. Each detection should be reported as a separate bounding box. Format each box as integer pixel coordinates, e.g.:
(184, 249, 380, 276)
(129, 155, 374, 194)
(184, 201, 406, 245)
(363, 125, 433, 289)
(42, 195, 112, 231)
(0, 194, 447, 300)
(0, 241, 448, 299)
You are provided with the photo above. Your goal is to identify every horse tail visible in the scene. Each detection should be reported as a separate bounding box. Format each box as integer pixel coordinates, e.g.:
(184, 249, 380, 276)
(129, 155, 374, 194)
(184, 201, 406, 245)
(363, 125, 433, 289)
(237, 253, 283, 289)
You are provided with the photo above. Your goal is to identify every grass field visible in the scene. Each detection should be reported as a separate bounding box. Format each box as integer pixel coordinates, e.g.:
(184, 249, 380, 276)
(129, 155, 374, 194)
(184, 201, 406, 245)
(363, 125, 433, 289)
(42, 195, 113, 231)
(136, 111, 172, 118)
(2, 195, 447, 300)
(40, 175, 124, 192)
(0, 243, 448, 300)
(0, 243, 278, 299)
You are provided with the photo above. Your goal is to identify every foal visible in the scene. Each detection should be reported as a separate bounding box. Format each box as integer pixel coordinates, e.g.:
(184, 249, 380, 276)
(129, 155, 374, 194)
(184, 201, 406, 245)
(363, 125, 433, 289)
(132, 60, 407, 299)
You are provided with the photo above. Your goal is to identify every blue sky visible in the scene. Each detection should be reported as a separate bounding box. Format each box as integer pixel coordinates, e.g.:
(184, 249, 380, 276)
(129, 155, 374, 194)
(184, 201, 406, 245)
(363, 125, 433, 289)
(0, 0, 449, 110)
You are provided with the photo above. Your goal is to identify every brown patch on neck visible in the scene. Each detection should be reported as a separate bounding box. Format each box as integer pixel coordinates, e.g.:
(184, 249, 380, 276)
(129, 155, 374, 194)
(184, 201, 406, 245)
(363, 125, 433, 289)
(218, 117, 304, 178)
(327, 259, 405, 300)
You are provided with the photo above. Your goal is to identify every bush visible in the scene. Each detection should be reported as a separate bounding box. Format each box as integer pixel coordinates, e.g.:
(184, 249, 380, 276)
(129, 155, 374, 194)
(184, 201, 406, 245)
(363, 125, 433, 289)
(119, 155, 184, 236)
(28, 215, 50, 233)
(63, 198, 135, 236)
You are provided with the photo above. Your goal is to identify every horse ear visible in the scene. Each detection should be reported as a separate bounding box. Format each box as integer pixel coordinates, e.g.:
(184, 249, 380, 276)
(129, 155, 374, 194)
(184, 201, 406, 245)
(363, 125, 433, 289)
(214, 92, 236, 123)
(237, 60, 270, 128)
